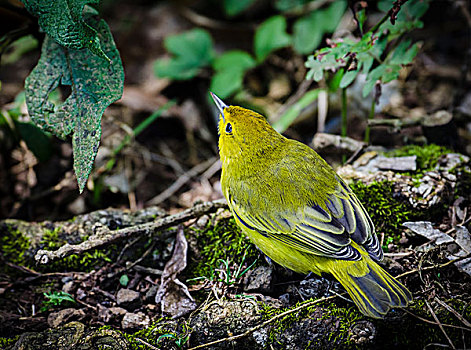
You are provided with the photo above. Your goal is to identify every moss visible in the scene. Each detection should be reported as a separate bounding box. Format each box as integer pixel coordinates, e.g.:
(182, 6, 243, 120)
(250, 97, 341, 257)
(186, 217, 259, 283)
(260, 299, 364, 349)
(388, 144, 452, 173)
(350, 178, 449, 247)
(0, 335, 19, 348)
(100, 318, 188, 350)
(0, 223, 31, 273)
(350, 181, 414, 247)
(37, 227, 114, 273)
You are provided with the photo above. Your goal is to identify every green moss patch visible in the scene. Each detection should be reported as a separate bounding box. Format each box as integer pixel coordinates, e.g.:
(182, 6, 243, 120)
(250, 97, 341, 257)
(0, 223, 31, 267)
(260, 299, 364, 349)
(186, 217, 259, 283)
(388, 144, 452, 174)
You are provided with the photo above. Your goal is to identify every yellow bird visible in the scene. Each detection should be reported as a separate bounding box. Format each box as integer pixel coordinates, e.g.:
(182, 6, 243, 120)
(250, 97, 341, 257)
(211, 92, 412, 318)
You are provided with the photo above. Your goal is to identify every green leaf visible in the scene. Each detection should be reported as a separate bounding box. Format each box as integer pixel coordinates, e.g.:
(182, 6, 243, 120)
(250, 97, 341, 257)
(273, 89, 321, 133)
(119, 274, 129, 287)
(22, 0, 109, 61)
(212, 51, 256, 72)
(154, 29, 214, 80)
(340, 69, 360, 88)
(15, 121, 52, 162)
(328, 68, 344, 92)
(210, 51, 256, 99)
(322, 0, 348, 32)
(293, 1, 346, 55)
(24, 15, 124, 193)
(275, 0, 311, 12)
(357, 8, 367, 33)
(390, 40, 418, 65)
(363, 65, 385, 97)
(254, 16, 291, 62)
(223, 0, 257, 16)
(210, 69, 244, 99)
(293, 12, 324, 55)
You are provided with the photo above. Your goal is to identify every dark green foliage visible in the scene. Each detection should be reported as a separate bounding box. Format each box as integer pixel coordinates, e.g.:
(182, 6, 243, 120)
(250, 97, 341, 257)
(24, 10, 124, 192)
(155, 2, 346, 99)
(154, 29, 215, 80)
(15, 120, 52, 162)
(210, 51, 256, 99)
(22, 0, 109, 61)
(305, 0, 429, 97)
(254, 15, 291, 62)
(293, 1, 346, 54)
(223, 0, 257, 17)
(41, 291, 76, 312)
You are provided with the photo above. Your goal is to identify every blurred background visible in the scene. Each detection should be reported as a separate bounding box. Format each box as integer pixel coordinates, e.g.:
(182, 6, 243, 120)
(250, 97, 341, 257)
(0, 0, 469, 221)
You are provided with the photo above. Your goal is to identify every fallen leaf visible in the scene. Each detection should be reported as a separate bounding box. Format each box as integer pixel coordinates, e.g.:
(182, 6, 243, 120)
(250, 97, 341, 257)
(155, 226, 196, 318)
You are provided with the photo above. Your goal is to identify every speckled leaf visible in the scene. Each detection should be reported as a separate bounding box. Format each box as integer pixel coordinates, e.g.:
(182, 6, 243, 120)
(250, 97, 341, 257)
(22, 0, 109, 61)
(24, 15, 124, 193)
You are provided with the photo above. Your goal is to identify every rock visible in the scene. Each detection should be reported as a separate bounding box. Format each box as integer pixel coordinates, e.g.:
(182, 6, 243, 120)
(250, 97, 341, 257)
(47, 308, 86, 328)
(10, 321, 129, 349)
(190, 299, 262, 348)
(98, 305, 127, 323)
(116, 289, 141, 310)
(144, 284, 159, 302)
(349, 320, 376, 346)
(121, 312, 150, 330)
(298, 278, 330, 299)
(62, 281, 74, 295)
(244, 266, 273, 292)
(403, 221, 454, 245)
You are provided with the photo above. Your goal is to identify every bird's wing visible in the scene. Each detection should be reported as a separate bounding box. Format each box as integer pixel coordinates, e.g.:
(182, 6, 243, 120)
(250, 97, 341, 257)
(228, 177, 382, 262)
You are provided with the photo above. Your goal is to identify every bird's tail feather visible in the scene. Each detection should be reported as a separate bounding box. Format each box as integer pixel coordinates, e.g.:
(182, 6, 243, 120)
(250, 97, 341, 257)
(330, 257, 412, 318)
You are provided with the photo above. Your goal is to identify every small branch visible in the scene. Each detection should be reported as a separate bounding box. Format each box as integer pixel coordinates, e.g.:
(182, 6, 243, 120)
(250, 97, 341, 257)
(187, 295, 337, 350)
(135, 337, 160, 350)
(435, 297, 471, 328)
(147, 156, 218, 205)
(396, 254, 471, 279)
(35, 199, 228, 265)
(425, 300, 456, 349)
(403, 308, 471, 332)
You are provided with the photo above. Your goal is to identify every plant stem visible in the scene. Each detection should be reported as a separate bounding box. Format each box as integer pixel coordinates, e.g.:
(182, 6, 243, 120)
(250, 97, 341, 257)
(341, 88, 347, 163)
(365, 96, 375, 143)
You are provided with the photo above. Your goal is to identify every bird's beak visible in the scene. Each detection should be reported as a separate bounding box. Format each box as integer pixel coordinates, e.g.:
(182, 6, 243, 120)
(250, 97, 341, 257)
(210, 92, 227, 123)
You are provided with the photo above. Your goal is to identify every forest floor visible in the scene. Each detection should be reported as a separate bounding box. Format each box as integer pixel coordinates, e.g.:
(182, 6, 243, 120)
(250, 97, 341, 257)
(1, 1, 471, 349)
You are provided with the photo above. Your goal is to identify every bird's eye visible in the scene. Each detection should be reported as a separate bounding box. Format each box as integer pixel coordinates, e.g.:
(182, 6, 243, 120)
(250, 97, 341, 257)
(225, 123, 232, 134)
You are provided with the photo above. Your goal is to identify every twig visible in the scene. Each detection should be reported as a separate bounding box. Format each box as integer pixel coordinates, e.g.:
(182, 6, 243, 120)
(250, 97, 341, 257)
(396, 254, 471, 279)
(187, 295, 337, 350)
(107, 241, 157, 280)
(147, 156, 218, 205)
(435, 297, 471, 328)
(35, 199, 228, 264)
(425, 300, 456, 349)
(383, 251, 414, 257)
(403, 308, 471, 332)
(92, 287, 116, 302)
(135, 337, 160, 350)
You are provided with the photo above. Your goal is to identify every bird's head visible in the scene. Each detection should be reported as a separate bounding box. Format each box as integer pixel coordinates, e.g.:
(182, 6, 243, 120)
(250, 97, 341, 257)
(210, 92, 283, 165)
